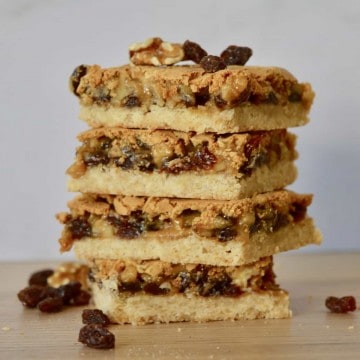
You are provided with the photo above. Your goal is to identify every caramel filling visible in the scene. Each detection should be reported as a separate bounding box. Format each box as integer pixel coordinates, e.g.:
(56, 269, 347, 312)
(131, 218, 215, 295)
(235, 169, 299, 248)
(67, 130, 295, 179)
(59, 198, 307, 252)
(89, 258, 278, 298)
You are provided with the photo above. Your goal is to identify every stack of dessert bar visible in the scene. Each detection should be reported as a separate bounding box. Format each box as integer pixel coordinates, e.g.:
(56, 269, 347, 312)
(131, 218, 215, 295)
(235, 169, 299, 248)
(57, 38, 322, 324)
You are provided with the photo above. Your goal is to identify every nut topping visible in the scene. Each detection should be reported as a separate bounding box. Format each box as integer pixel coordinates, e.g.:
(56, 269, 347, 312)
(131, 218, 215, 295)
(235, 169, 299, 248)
(129, 37, 184, 66)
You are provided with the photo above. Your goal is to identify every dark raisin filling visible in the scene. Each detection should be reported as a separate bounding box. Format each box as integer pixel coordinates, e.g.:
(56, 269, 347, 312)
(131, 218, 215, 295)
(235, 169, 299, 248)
(239, 131, 287, 176)
(116, 264, 246, 298)
(70, 65, 88, 96)
(123, 95, 141, 107)
(161, 142, 217, 174)
(249, 205, 290, 234)
(65, 198, 306, 244)
(78, 137, 217, 174)
(106, 211, 146, 239)
(93, 87, 111, 104)
(68, 216, 92, 239)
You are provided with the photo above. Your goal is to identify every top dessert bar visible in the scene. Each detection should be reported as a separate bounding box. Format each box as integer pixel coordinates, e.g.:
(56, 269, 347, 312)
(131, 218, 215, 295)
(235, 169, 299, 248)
(70, 64, 314, 133)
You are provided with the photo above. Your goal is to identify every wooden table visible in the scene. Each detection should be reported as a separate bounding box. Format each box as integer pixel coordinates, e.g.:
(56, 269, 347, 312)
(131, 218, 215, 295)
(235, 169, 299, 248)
(1, 253, 359, 359)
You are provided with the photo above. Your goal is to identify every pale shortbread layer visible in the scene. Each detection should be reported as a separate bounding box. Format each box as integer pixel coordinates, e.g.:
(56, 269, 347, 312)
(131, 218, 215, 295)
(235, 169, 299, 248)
(74, 218, 322, 266)
(91, 281, 290, 324)
(67, 160, 297, 200)
(80, 102, 309, 134)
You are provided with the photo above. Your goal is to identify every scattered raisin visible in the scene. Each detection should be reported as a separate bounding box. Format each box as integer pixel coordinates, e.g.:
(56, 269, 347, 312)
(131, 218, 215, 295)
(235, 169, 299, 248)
(183, 40, 208, 63)
(82, 309, 111, 325)
(325, 296, 357, 313)
(38, 296, 63, 313)
(56, 281, 82, 305)
(200, 55, 226, 73)
(17, 285, 46, 308)
(78, 324, 115, 349)
(28, 269, 54, 287)
(73, 290, 91, 306)
(220, 46, 252, 66)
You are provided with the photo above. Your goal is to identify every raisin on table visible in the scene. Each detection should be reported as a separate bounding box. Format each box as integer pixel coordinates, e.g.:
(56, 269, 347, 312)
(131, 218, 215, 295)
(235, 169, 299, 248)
(78, 324, 115, 349)
(28, 269, 54, 286)
(325, 296, 357, 313)
(82, 309, 111, 325)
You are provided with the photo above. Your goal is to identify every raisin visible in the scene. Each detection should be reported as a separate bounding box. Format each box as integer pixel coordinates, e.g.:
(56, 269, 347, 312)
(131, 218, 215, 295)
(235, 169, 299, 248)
(325, 296, 357, 313)
(217, 227, 237, 242)
(200, 55, 226, 73)
(266, 91, 279, 104)
(73, 290, 91, 306)
(83, 152, 109, 166)
(56, 281, 82, 305)
(38, 296, 63, 313)
(220, 46, 252, 66)
(107, 215, 145, 239)
(192, 144, 217, 169)
(288, 91, 302, 102)
(17, 285, 46, 308)
(290, 202, 307, 222)
(214, 95, 227, 108)
(70, 65, 87, 95)
(82, 309, 111, 325)
(93, 87, 111, 103)
(143, 282, 169, 295)
(177, 272, 191, 292)
(28, 269, 54, 286)
(118, 281, 142, 293)
(194, 87, 210, 106)
(68, 217, 91, 240)
(123, 95, 141, 107)
(239, 133, 267, 176)
(78, 324, 115, 349)
(183, 40, 208, 63)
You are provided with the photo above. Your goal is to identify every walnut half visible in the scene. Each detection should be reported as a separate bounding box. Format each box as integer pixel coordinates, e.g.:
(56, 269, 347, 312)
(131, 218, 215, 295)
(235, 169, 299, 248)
(129, 37, 185, 66)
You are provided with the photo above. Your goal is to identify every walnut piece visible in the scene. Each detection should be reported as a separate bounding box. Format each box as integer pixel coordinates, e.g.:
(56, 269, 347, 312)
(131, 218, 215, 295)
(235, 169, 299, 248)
(47, 262, 89, 290)
(129, 37, 185, 66)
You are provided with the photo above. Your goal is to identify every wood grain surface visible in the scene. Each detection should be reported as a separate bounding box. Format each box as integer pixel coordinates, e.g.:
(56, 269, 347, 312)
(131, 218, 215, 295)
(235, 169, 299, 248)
(1, 253, 359, 359)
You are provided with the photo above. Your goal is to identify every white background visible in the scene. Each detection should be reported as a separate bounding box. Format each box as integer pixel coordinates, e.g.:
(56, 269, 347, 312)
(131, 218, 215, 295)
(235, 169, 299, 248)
(1, 0, 359, 260)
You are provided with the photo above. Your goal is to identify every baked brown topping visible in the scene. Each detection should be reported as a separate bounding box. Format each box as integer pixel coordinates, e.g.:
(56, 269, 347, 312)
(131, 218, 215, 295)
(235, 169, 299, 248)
(58, 191, 310, 252)
(89, 257, 278, 298)
(71, 64, 314, 111)
(67, 129, 296, 179)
